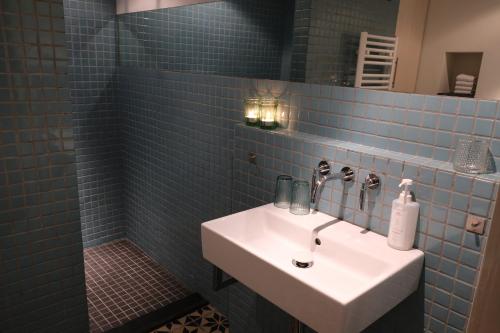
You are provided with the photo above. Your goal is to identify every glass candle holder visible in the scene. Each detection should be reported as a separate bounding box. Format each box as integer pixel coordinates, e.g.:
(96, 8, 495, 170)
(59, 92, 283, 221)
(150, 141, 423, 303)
(277, 102, 290, 129)
(453, 136, 490, 174)
(244, 97, 261, 126)
(260, 98, 278, 130)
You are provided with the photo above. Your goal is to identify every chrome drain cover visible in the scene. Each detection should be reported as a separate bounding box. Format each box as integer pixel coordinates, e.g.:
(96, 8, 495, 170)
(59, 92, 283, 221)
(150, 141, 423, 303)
(292, 251, 314, 268)
(292, 259, 313, 268)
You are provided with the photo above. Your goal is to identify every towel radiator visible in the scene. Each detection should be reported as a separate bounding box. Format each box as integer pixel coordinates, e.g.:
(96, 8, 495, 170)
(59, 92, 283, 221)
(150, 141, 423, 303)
(355, 32, 399, 91)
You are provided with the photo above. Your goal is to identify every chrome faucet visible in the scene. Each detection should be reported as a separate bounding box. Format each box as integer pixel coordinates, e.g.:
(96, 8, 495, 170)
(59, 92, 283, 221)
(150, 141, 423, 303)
(310, 161, 354, 209)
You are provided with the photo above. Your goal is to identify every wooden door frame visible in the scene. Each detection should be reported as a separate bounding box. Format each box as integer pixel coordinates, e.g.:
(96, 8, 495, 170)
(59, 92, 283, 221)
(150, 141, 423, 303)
(468, 186, 500, 332)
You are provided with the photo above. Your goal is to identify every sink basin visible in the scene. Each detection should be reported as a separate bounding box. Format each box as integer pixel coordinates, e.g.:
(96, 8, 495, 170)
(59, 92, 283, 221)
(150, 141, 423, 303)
(201, 204, 424, 333)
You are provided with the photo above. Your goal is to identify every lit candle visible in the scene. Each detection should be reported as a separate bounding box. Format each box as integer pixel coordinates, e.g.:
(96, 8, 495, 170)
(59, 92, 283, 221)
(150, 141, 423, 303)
(260, 98, 278, 130)
(245, 98, 261, 126)
(261, 110, 275, 127)
(246, 109, 258, 123)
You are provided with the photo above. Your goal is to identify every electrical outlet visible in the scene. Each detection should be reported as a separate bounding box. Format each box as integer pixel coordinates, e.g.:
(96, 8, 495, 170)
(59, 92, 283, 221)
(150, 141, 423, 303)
(466, 215, 486, 235)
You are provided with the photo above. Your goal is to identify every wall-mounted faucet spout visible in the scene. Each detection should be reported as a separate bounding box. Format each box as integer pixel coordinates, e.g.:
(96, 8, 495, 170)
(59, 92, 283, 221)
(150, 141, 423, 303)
(310, 161, 354, 209)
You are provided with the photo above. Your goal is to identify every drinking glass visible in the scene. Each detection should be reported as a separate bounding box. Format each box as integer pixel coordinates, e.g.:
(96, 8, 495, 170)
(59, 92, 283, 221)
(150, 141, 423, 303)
(274, 175, 293, 209)
(290, 180, 311, 215)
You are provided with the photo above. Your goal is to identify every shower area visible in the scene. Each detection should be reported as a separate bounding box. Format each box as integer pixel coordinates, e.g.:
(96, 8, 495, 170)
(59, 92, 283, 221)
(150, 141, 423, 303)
(62, 0, 291, 331)
(54, 0, 328, 330)
(63, 0, 219, 331)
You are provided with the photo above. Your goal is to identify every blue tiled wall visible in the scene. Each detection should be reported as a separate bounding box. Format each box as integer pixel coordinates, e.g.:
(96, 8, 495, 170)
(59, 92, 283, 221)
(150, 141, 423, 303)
(0, 0, 88, 331)
(64, 0, 124, 247)
(117, 0, 293, 79)
(292, 86, 500, 167)
(117, 67, 295, 332)
(289, 0, 312, 82)
(117, 66, 499, 333)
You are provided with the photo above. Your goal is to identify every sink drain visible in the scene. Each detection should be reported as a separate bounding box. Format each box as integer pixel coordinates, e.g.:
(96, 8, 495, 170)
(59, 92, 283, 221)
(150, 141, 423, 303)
(292, 251, 313, 268)
(292, 259, 313, 268)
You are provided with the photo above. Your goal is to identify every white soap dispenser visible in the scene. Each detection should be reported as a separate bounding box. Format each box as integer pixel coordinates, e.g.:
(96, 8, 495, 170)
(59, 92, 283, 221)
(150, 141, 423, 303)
(388, 179, 420, 251)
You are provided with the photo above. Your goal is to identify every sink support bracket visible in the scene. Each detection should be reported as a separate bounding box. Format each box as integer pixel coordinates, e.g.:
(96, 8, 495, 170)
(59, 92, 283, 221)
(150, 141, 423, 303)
(212, 265, 237, 291)
(291, 318, 307, 333)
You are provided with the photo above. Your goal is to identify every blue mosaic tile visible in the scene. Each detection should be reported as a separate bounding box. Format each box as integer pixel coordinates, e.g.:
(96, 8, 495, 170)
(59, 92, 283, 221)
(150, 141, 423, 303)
(474, 118, 494, 137)
(444, 225, 465, 248)
(448, 311, 467, 331)
(436, 274, 454, 293)
(472, 179, 495, 198)
(436, 171, 453, 189)
(442, 243, 461, 261)
(457, 265, 476, 285)
(460, 249, 480, 269)
(429, 318, 446, 333)
(454, 175, 473, 194)
(430, 303, 449, 323)
(409, 94, 425, 110)
(442, 98, 459, 114)
(459, 100, 477, 116)
(1, 0, 88, 331)
(477, 100, 498, 118)
(455, 117, 473, 133)
(64, 0, 124, 247)
(448, 210, 467, 228)
(451, 296, 470, 316)
(425, 96, 442, 112)
(494, 122, 500, 139)
(438, 114, 457, 132)
(469, 197, 491, 217)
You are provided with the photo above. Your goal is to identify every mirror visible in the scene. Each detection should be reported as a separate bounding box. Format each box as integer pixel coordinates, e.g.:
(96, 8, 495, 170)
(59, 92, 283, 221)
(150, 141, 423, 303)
(117, 0, 500, 100)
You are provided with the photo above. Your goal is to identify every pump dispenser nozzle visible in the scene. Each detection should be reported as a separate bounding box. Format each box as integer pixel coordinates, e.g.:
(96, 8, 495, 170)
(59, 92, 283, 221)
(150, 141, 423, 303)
(398, 179, 413, 204)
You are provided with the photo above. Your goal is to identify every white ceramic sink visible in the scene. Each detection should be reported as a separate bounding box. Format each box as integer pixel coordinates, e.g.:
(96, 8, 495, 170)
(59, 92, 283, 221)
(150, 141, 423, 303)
(201, 204, 424, 333)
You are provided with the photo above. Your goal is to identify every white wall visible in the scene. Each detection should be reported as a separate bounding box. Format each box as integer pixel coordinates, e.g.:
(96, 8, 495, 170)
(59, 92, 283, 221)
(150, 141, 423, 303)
(415, 0, 500, 100)
(393, 0, 429, 93)
(116, 0, 218, 14)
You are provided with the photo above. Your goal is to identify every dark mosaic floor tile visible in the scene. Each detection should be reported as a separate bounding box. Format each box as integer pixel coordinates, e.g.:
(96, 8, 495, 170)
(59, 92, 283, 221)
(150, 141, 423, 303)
(85, 240, 191, 333)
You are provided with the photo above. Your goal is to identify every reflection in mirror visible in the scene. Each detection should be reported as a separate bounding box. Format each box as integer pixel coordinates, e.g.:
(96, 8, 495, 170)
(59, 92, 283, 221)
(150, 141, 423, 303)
(117, 0, 500, 100)
(290, 0, 400, 87)
(116, 0, 219, 14)
(412, 0, 500, 100)
(117, 0, 398, 81)
(118, 0, 296, 79)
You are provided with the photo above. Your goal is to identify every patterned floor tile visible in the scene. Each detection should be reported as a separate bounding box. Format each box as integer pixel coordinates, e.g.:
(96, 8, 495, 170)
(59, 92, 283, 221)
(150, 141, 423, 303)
(151, 305, 229, 333)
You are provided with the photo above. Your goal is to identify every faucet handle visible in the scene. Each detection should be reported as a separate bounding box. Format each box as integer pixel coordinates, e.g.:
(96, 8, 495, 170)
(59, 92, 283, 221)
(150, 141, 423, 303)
(359, 173, 380, 211)
(365, 173, 380, 189)
(341, 166, 354, 182)
(311, 161, 330, 199)
(318, 160, 331, 176)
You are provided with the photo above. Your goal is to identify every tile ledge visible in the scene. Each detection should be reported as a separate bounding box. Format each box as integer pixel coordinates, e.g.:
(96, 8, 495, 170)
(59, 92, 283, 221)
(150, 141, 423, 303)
(236, 124, 500, 183)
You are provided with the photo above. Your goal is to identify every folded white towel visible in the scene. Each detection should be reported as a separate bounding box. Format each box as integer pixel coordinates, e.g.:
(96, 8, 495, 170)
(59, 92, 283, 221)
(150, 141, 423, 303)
(455, 85, 473, 90)
(456, 74, 475, 82)
(455, 80, 474, 87)
(454, 89, 473, 94)
(455, 84, 473, 91)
